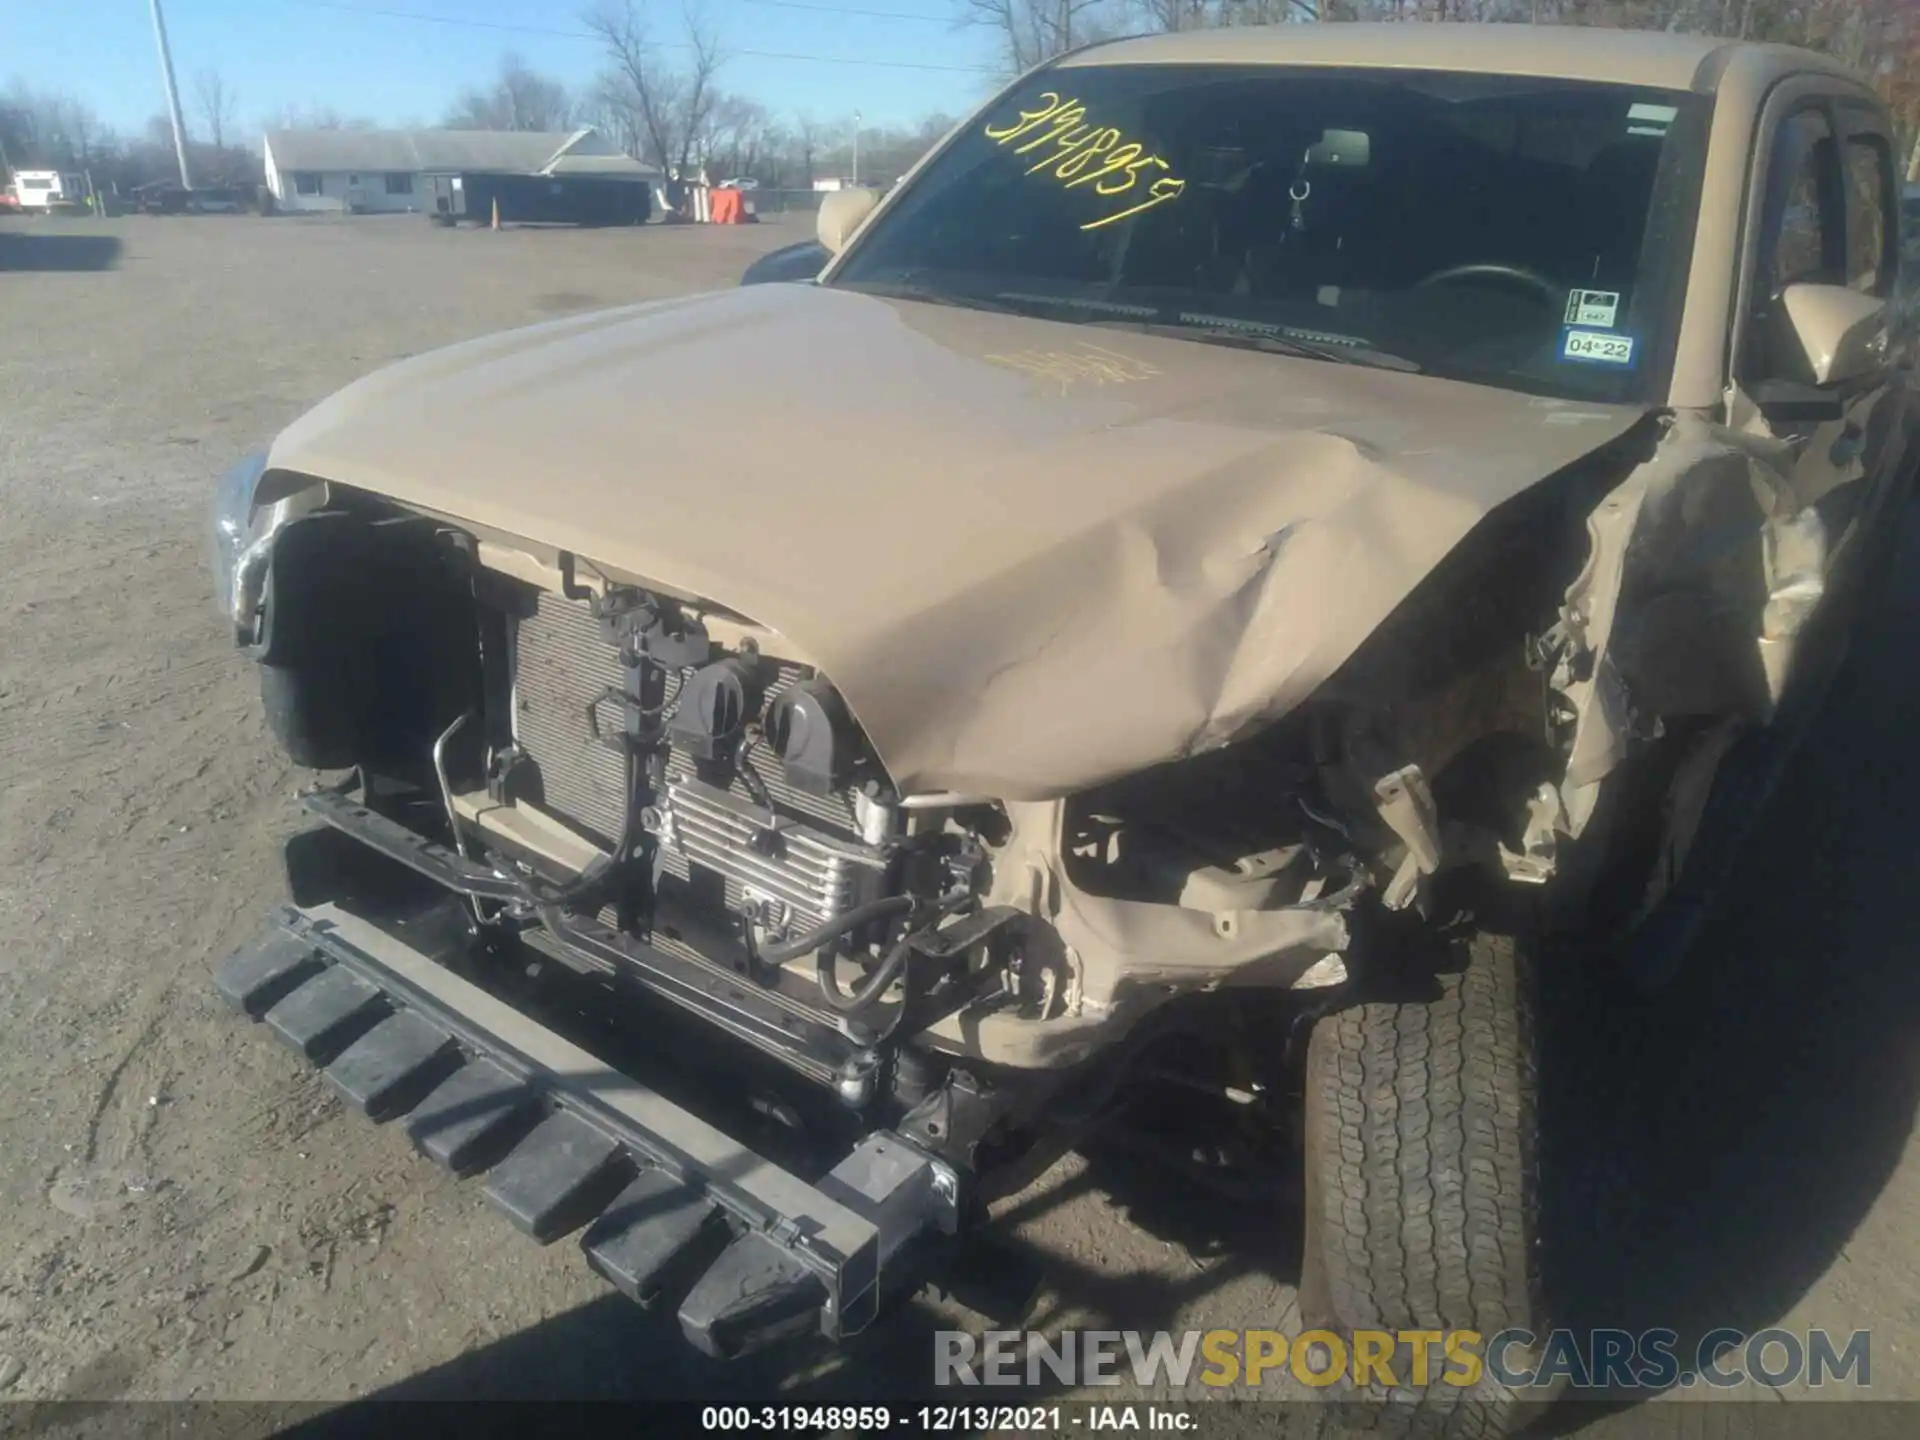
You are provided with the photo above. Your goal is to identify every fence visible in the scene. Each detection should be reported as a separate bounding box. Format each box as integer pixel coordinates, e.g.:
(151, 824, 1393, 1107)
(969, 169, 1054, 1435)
(743, 189, 829, 217)
(656, 185, 828, 224)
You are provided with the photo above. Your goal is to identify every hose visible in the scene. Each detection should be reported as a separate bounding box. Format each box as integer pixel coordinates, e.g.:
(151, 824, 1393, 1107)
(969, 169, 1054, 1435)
(432, 712, 488, 927)
(546, 708, 649, 907)
(816, 931, 916, 1015)
(736, 736, 776, 814)
(859, 944, 927, 1045)
(1295, 855, 1370, 911)
(813, 889, 974, 1016)
(751, 894, 914, 966)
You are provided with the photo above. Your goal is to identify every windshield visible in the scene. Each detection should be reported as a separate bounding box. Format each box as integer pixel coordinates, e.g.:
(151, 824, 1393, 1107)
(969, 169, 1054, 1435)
(830, 65, 1710, 402)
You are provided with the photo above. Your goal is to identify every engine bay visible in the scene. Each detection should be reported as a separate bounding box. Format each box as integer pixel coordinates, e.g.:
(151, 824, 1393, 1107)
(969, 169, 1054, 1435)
(247, 482, 1603, 1119)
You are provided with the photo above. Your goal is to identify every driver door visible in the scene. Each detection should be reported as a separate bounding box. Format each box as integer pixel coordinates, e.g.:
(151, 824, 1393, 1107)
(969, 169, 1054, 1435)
(1730, 83, 1912, 707)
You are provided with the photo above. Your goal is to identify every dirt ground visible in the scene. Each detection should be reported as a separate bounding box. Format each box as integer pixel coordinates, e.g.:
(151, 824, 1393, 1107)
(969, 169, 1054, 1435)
(2, 213, 1918, 1429)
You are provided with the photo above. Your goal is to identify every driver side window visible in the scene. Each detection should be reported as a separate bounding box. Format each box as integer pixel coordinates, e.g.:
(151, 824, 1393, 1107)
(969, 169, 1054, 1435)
(1740, 106, 1847, 387)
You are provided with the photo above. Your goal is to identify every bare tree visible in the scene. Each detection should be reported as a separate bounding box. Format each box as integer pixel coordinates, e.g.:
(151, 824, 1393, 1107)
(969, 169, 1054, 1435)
(963, 0, 1117, 73)
(765, 110, 954, 189)
(445, 52, 575, 131)
(583, 1, 725, 173)
(792, 112, 821, 185)
(581, 75, 646, 158)
(193, 69, 236, 151)
(1134, 0, 1213, 30)
(676, 11, 725, 172)
(0, 82, 276, 194)
(272, 103, 377, 131)
(2, 83, 108, 170)
(698, 94, 773, 180)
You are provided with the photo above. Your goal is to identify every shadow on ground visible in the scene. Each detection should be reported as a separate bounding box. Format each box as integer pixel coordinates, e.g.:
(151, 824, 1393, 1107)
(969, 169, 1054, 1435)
(1534, 494, 1920, 1422)
(274, 501, 1920, 1427)
(0, 230, 123, 272)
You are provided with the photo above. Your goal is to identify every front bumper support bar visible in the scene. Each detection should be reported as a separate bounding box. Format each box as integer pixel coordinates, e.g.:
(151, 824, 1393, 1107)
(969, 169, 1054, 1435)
(215, 901, 954, 1357)
(300, 788, 875, 1087)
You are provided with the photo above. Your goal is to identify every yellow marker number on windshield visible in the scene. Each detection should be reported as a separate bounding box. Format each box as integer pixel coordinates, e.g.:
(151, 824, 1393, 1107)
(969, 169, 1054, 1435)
(983, 93, 1187, 231)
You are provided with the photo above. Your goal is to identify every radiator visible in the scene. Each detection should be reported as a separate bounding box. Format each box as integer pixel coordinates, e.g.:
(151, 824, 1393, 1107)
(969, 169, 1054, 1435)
(509, 591, 874, 932)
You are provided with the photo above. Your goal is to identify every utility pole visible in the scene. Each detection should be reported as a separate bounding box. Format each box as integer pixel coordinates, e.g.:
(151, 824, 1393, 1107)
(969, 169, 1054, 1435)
(148, 0, 194, 189)
(851, 111, 861, 188)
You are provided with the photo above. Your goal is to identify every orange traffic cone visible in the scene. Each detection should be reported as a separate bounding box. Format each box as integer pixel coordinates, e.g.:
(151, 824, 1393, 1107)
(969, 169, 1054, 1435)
(491, 198, 500, 231)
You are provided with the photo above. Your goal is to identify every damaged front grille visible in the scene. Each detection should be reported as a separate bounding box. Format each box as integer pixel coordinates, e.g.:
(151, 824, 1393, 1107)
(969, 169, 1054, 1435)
(509, 591, 882, 934)
(512, 594, 861, 840)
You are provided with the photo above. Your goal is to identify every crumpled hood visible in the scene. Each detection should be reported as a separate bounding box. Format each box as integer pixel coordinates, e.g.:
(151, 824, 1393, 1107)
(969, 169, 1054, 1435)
(267, 281, 1647, 799)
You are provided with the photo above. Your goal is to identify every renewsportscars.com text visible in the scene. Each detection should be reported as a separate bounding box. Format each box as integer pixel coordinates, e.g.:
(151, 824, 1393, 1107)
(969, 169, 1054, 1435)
(935, 1327, 1872, 1391)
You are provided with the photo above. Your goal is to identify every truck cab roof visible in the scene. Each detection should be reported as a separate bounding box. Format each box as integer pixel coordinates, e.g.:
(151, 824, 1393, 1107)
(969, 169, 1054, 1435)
(1064, 21, 1867, 94)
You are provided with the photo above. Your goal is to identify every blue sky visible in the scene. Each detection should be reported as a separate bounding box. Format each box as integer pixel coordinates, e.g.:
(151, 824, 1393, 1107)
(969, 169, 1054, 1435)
(7, 0, 1007, 139)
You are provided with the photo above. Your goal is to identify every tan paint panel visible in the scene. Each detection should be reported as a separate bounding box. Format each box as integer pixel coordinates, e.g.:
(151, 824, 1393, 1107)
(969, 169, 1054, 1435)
(1064, 24, 1867, 96)
(268, 281, 1646, 800)
(1060, 22, 1728, 89)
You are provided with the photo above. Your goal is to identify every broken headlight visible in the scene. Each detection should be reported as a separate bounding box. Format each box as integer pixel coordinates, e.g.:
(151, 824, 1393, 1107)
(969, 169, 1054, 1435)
(211, 451, 268, 630)
(210, 453, 325, 646)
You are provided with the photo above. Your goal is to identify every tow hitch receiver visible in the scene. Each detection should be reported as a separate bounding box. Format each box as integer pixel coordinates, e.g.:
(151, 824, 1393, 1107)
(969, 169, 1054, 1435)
(215, 902, 955, 1358)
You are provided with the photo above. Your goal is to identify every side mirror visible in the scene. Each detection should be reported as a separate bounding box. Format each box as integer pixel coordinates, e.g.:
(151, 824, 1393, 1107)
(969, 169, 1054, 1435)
(1779, 282, 1888, 386)
(817, 187, 880, 255)
(740, 239, 830, 287)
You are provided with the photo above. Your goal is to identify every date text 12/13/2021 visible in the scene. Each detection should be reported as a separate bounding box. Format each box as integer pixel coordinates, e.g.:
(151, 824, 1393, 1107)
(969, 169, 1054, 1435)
(699, 1405, 1198, 1431)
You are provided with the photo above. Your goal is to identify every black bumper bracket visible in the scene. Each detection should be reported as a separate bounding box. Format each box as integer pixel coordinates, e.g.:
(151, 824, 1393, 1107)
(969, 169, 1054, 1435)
(406, 1057, 541, 1176)
(324, 1010, 460, 1121)
(214, 901, 952, 1356)
(584, 1169, 732, 1308)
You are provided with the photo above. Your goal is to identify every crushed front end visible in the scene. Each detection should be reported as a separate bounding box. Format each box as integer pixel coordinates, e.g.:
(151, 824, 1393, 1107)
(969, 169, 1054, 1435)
(211, 473, 1372, 1354)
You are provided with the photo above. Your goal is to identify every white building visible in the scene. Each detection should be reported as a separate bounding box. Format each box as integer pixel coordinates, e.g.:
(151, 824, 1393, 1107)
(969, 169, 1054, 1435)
(262, 127, 655, 213)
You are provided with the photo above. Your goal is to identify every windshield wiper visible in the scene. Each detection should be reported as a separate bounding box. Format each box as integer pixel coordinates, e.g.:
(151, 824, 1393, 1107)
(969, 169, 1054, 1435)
(1088, 318, 1423, 373)
(835, 278, 1032, 317)
(842, 279, 1422, 372)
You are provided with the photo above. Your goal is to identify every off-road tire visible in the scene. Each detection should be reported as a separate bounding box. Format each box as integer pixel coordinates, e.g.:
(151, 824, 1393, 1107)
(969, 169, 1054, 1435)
(1301, 927, 1548, 1436)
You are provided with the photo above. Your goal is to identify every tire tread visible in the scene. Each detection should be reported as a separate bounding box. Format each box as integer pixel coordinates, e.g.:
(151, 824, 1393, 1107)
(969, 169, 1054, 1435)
(1304, 928, 1545, 1436)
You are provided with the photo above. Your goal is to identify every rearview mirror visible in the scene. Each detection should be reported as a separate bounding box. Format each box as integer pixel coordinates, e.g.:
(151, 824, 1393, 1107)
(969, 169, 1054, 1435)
(1304, 129, 1370, 169)
(1779, 282, 1888, 386)
(817, 187, 880, 255)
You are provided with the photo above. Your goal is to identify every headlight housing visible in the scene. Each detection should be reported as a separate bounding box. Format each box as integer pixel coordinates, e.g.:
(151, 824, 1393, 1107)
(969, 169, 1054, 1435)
(211, 451, 269, 625)
(211, 453, 326, 646)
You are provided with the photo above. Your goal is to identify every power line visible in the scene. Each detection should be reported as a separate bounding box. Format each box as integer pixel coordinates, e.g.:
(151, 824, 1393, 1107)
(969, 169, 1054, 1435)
(280, 0, 997, 72)
(741, 0, 953, 22)
(284, 0, 581, 42)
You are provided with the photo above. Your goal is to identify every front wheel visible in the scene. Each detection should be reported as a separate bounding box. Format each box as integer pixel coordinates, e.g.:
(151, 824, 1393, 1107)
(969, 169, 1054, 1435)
(1301, 926, 1551, 1432)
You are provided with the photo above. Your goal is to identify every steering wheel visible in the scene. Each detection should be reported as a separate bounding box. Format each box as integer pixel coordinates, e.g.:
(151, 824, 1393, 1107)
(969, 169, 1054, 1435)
(1413, 262, 1561, 305)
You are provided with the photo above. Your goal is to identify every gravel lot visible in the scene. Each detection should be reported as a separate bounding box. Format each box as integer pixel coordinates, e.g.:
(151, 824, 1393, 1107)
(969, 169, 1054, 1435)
(2, 213, 1918, 1427)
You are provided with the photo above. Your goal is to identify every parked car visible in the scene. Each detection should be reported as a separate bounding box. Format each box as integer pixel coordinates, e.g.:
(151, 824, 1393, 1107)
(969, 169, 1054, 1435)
(133, 182, 190, 215)
(208, 24, 1916, 1426)
(717, 177, 760, 191)
(188, 188, 245, 214)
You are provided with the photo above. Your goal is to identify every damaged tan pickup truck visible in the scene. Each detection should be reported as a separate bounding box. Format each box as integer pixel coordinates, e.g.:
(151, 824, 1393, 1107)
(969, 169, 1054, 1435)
(209, 20, 1914, 1413)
